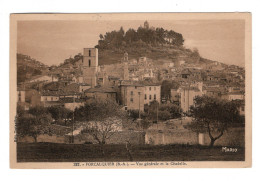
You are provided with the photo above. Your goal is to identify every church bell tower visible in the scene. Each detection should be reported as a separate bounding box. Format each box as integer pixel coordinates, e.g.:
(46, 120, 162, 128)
(82, 48, 98, 88)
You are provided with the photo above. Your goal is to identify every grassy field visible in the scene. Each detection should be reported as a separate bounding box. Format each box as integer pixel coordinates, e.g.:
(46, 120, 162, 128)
(17, 142, 245, 162)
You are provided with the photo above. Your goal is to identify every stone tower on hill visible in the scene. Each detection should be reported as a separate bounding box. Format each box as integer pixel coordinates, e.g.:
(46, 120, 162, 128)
(82, 48, 98, 88)
(123, 52, 129, 80)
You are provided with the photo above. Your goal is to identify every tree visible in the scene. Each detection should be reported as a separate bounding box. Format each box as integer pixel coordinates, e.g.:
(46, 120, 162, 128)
(155, 27, 166, 44)
(161, 80, 180, 100)
(16, 112, 53, 142)
(99, 34, 104, 40)
(47, 106, 72, 125)
(189, 96, 243, 147)
(158, 110, 171, 121)
(190, 48, 200, 62)
(96, 21, 185, 49)
(144, 100, 172, 122)
(159, 103, 182, 119)
(125, 28, 138, 44)
(77, 100, 128, 155)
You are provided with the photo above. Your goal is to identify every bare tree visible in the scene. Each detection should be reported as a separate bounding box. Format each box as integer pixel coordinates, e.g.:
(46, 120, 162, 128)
(78, 99, 128, 156)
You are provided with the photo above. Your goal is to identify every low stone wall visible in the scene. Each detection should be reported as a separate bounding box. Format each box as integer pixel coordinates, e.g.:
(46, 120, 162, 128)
(17, 128, 244, 147)
(145, 127, 245, 147)
(145, 129, 198, 145)
(17, 134, 66, 143)
(66, 131, 146, 145)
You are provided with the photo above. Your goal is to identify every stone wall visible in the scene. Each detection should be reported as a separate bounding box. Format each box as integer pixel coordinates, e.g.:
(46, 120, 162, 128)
(17, 134, 66, 143)
(145, 130, 198, 145)
(17, 127, 244, 147)
(66, 131, 145, 145)
(145, 127, 245, 147)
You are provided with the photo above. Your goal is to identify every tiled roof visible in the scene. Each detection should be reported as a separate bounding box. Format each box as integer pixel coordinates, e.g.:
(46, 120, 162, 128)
(63, 83, 79, 93)
(141, 81, 161, 86)
(204, 87, 226, 93)
(78, 83, 91, 86)
(85, 86, 117, 93)
(180, 86, 200, 92)
(42, 82, 61, 91)
(108, 76, 120, 80)
(59, 97, 85, 103)
(41, 91, 60, 96)
(41, 89, 81, 96)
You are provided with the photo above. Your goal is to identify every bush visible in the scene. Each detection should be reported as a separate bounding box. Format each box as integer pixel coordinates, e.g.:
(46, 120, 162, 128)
(158, 110, 171, 121)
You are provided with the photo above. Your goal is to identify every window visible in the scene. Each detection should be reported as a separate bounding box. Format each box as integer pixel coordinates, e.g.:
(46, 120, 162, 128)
(89, 60, 91, 67)
(130, 98, 134, 102)
(45, 97, 47, 101)
(149, 87, 151, 91)
(154, 94, 156, 100)
(89, 50, 91, 56)
(131, 91, 133, 95)
(149, 95, 151, 100)
(82, 59, 83, 63)
(51, 97, 53, 101)
(145, 94, 147, 100)
(18, 92, 21, 102)
(154, 87, 156, 91)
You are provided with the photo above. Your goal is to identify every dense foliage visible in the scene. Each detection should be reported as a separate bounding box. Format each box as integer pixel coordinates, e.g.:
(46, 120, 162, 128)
(16, 106, 53, 142)
(129, 100, 182, 124)
(16, 106, 73, 142)
(96, 21, 185, 50)
(161, 80, 180, 100)
(189, 96, 244, 147)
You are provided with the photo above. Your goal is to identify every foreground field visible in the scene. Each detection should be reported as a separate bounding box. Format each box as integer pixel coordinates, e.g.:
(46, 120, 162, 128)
(17, 142, 245, 162)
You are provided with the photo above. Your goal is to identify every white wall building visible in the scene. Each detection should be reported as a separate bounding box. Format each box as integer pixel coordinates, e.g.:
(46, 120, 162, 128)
(144, 84, 161, 105)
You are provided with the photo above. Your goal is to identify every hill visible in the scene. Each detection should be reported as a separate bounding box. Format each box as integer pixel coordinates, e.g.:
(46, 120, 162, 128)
(17, 53, 48, 84)
(95, 21, 214, 66)
(51, 21, 224, 68)
(98, 44, 211, 66)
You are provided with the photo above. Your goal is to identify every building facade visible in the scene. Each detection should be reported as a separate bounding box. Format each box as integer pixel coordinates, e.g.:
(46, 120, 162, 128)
(143, 84, 161, 105)
(179, 87, 203, 113)
(84, 87, 117, 102)
(82, 48, 98, 88)
(120, 84, 145, 111)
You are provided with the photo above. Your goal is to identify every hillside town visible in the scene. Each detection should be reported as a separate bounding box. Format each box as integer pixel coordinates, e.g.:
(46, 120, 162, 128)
(17, 46, 245, 113)
(16, 45, 245, 146)
(14, 21, 247, 163)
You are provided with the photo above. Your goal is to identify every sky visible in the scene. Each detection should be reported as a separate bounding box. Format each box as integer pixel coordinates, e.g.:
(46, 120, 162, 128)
(17, 19, 245, 67)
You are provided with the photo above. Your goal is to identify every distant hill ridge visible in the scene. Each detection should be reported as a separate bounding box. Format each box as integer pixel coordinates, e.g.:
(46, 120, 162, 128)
(17, 53, 48, 84)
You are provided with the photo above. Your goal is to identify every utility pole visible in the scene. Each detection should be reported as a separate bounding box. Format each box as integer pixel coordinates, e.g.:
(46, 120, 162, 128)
(156, 101, 159, 123)
(138, 92, 141, 119)
(71, 96, 75, 143)
(156, 101, 159, 129)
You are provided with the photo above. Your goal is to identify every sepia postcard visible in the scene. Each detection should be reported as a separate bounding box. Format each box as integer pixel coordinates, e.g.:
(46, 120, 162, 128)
(10, 13, 252, 168)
